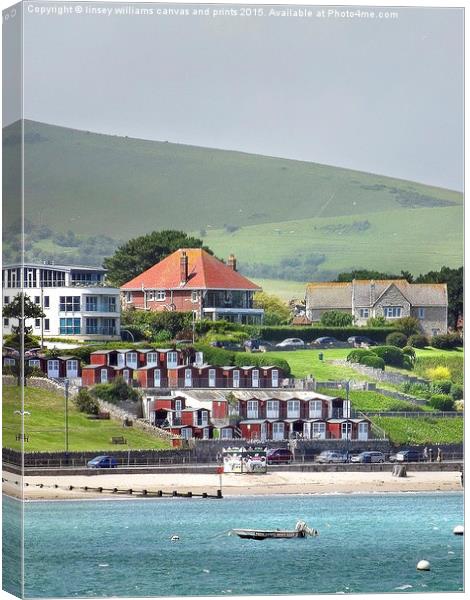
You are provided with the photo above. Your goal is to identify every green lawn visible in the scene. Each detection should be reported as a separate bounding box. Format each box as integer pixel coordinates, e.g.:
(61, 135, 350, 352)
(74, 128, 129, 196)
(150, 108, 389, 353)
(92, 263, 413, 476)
(317, 388, 431, 413)
(371, 416, 463, 445)
(2, 386, 172, 452)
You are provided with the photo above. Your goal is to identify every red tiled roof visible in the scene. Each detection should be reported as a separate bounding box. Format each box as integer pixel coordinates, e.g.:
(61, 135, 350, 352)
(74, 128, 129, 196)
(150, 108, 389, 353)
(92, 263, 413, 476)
(121, 248, 260, 291)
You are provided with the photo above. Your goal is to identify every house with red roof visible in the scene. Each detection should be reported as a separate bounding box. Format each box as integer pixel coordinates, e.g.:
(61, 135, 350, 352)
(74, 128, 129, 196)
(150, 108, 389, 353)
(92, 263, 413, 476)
(121, 248, 264, 324)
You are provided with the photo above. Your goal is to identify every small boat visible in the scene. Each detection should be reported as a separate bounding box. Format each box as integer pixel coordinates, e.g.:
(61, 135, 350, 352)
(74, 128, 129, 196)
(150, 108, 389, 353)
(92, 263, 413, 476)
(230, 520, 318, 540)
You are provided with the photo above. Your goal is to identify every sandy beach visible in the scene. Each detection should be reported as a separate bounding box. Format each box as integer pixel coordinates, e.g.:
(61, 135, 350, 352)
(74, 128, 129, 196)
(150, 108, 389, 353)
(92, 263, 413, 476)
(2, 469, 462, 500)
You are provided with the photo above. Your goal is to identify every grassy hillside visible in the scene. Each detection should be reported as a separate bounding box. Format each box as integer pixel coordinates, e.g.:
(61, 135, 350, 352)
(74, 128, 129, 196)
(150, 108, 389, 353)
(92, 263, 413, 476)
(3, 120, 463, 295)
(2, 385, 171, 452)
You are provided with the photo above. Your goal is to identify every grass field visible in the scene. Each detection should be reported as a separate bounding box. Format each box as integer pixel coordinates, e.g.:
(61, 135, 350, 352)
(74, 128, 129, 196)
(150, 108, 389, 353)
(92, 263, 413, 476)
(317, 388, 432, 413)
(2, 386, 172, 452)
(371, 416, 463, 445)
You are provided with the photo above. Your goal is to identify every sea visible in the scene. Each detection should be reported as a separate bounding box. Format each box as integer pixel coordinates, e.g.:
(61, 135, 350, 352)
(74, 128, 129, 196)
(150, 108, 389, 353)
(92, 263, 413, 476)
(2, 492, 464, 598)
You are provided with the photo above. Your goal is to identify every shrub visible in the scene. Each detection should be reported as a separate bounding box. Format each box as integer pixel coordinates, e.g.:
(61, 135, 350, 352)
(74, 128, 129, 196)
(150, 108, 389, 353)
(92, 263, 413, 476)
(92, 377, 139, 403)
(385, 332, 408, 348)
(430, 333, 462, 350)
(359, 355, 385, 370)
(408, 334, 429, 348)
(401, 382, 431, 399)
(372, 345, 405, 367)
(75, 389, 100, 415)
(347, 348, 375, 364)
(402, 346, 416, 361)
(394, 317, 420, 337)
(366, 316, 393, 328)
(454, 400, 464, 412)
(402, 355, 413, 370)
(450, 384, 463, 400)
(430, 380, 452, 395)
(152, 329, 172, 343)
(425, 366, 452, 381)
(429, 394, 455, 412)
(320, 310, 354, 327)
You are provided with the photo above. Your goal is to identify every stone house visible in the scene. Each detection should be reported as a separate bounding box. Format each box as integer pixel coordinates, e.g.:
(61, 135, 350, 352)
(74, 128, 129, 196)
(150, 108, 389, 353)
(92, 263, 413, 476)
(305, 279, 447, 337)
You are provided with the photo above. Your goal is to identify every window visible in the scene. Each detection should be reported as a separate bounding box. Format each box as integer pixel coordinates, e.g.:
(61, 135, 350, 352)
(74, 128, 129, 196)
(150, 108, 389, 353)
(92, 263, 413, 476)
(3, 318, 9, 327)
(359, 308, 369, 318)
(4, 296, 9, 305)
(156, 290, 166, 301)
(108, 297, 117, 312)
(383, 306, 402, 318)
(44, 296, 50, 308)
(86, 318, 98, 334)
(125, 292, 133, 303)
(287, 400, 300, 418)
(59, 296, 80, 312)
(147, 352, 158, 366)
(221, 428, 233, 440)
(147, 291, 155, 301)
(272, 422, 284, 441)
(29, 359, 41, 368)
(127, 352, 138, 368)
(309, 400, 322, 419)
(44, 319, 50, 331)
(418, 307, 425, 319)
(191, 291, 199, 303)
(266, 400, 279, 419)
(247, 400, 258, 419)
(34, 296, 40, 304)
(175, 398, 182, 412)
(59, 318, 81, 334)
(4, 358, 16, 366)
(85, 296, 98, 311)
(181, 428, 193, 439)
(167, 352, 178, 368)
(34, 319, 41, 329)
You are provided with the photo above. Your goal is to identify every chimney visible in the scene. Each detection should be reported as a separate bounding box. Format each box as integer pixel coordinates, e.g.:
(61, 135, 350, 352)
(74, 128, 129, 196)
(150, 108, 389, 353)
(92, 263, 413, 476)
(370, 280, 376, 305)
(180, 251, 189, 285)
(228, 254, 237, 271)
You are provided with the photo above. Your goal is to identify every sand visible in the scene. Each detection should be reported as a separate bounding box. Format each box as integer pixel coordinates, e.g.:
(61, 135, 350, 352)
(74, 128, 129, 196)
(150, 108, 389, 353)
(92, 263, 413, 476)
(2, 470, 462, 500)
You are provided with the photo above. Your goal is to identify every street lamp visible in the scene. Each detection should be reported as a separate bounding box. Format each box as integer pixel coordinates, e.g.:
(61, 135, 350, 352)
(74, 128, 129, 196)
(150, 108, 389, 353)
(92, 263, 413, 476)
(64, 379, 69, 455)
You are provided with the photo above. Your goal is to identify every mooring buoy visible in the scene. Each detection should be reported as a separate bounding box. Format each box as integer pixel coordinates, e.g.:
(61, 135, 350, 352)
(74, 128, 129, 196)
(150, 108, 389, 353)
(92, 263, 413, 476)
(453, 525, 464, 536)
(170, 535, 180, 542)
(416, 560, 431, 571)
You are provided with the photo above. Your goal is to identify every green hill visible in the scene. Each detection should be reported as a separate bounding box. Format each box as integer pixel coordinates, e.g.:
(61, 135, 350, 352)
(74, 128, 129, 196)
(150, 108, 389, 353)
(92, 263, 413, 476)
(2, 120, 463, 287)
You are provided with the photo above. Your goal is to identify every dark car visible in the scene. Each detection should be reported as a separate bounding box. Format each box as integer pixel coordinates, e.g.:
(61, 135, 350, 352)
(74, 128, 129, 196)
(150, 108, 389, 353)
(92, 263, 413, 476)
(313, 337, 339, 345)
(351, 451, 385, 463)
(348, 336, 377, 346)
(391, 449, 424, 463)
(267, 448, 293, 465)
(87, 455, 118, 469)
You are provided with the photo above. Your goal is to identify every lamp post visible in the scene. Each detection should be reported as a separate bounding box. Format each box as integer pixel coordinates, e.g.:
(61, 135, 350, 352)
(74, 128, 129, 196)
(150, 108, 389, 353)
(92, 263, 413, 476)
(64, 379, 69, 455)
(345, 380, 350, 462)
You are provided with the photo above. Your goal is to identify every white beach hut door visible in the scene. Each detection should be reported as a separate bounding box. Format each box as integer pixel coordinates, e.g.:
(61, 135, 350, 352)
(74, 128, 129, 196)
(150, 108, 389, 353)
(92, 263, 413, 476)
(66, 360, 78, 378)
(101, 369, 108, 383)
(184, 369, 192, 387)
(123, 369, 130, 384)
(358, 422, 368, 441)
(209, 369, 216, 387)
(261, 422, 267, 441)
(272, 369, 279, 388)
(252, 370, 259, 388)
(154, 369, 161, 387)
(233, 370, 240, 388)
(303, 422, 311, 439)
(117, 354, 125, 368)
(47, 360, 59, 378)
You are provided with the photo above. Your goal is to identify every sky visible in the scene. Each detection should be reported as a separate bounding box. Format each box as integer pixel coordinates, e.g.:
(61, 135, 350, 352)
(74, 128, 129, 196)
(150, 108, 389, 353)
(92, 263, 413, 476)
(4, 2, 465, 190)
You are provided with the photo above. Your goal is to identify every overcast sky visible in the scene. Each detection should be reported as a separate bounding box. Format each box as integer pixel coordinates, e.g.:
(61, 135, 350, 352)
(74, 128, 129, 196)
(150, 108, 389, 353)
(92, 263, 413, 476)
(6, 2, 465, 190)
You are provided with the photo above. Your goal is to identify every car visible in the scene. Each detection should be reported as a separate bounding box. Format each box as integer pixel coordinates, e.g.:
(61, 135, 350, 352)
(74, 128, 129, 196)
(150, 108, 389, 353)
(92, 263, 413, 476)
(315, 450, 349, 464)
(350, 451, 385, 463)
(87, 455, 118, 469)
(392, 449, 424, 463)
(275, 338, 305, 348)
(347, 336, 377, 346)
(313, 336, 339, 345)
(267, 448, 294, 465)
(258, 340, 275, 352)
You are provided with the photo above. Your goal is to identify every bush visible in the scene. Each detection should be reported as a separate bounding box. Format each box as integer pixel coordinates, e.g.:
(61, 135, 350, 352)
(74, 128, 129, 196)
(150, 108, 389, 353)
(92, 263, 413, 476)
(92, 377, 139, 404)
(425, 366, 452, 381)
(430, 333, 463, 350)
(408, 334, 429, 348)
(320, 310, 354, 327)
(152, 329, 172, 343)
(454, 400, 464, 412)
(394, 317, 421, 337)
(372, 345, 405, 368)
(75, 389, 100, 415)
(366, 316, 393, 328)
(429, 394, 455, 412)
(430, 380, 452, 395)
(359, 355, 385, 370)
(401, 382, 431, 399)
(402, 346, 416, 361)
(450, 384, 463, 400)
(385, 332, 408, 348)
(347, 348, 376, 364)
(402, 356, 413, 370)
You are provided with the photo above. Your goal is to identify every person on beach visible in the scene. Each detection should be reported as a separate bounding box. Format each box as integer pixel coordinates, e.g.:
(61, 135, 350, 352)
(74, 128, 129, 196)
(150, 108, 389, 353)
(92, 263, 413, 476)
(437, 448, 443, 463)
(423, 447, 428, 461)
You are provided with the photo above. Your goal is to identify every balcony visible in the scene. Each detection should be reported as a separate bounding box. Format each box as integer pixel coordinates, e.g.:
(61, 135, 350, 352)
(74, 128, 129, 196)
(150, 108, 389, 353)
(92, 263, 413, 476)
(85, 327, 117, 336)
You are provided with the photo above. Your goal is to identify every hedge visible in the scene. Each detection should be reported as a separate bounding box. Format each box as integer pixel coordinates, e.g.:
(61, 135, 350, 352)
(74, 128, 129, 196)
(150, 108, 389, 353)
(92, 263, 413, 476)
(253, 326, 399, 343)
(194, 344, 291, 376)
(430, 333, 463, 350)
(430, 380, 453, 395)
(408, 334, 429, 349)
(429, 394, 455, 411)
(385, 332, 408, 348)
(347, 348, 375, 363)
(372, 346, 405, 368)
(359, 355, 385, 370)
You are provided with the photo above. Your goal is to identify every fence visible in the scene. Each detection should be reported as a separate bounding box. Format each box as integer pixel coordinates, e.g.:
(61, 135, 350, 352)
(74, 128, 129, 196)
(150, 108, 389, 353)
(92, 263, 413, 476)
(359, 411, 463, 419)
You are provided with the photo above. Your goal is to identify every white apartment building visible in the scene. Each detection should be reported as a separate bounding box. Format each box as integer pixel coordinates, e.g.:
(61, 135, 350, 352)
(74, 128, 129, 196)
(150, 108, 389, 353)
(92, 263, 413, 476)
(2, 263, 121, 340)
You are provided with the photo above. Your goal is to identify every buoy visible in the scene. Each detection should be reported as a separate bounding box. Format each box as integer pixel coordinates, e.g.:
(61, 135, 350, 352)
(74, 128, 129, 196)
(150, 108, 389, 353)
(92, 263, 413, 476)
(170, 535, 180, 542)
(453, 525, 464, 536)
(416, 560, 431, 571)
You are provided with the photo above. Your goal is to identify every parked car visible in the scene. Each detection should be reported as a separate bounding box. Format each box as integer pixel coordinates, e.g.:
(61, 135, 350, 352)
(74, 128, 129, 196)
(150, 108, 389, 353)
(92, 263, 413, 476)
(87, 455, 118, 469)
(313, 336, 339, 345)
(347, 336, 377, 346)
(350, 451, 385, 463)
(267, 448, 294, 465)
(276, 338, 305, 348)
(258, 340, 275, 352)
(390, 449, 424, 463)
(315, 450, 349, 464)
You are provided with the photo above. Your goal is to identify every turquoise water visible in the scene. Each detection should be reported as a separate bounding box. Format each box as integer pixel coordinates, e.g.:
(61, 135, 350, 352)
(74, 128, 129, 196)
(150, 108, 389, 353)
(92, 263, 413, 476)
(3, 492, 464, 597)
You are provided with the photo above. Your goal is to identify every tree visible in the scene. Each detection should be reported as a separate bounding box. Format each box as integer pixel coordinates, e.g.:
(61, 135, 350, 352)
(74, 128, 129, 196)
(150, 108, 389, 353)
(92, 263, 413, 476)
(320, 310, 354, 327)
(253, 292, 291, 325)
(103, 230, 213, 286)
(336, 269, 414, 282)
(3, 293, 45, 349)
(394, 317, 420, 337)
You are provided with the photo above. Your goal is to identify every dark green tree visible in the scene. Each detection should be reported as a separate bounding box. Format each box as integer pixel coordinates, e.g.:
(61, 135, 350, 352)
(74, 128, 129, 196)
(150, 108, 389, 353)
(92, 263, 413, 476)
(415, 266, 463, 329)
(3, 293, 45, 350)
(103, 230, 213, 286)
(320, 310, 354, 327)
